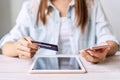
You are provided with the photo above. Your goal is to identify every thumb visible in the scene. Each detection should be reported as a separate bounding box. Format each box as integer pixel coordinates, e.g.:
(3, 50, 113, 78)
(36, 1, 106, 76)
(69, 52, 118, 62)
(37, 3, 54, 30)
(104, 47, 110, 55)
(24, 37, 34, 43)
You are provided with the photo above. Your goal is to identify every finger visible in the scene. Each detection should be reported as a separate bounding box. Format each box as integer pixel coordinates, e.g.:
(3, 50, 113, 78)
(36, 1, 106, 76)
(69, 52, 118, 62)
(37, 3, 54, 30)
(18, 38, 30, 47)
(86, 50, 100, 58)
(20, 37, 39, 50)
(24, 37, 33, 43)
(17, 49, 33, 58)
(104, 47, 110, 54)
(18, 54, 30, 59)
(17, 44, 38, 53)
(101, 47, 110, 59)
(81, 50, 99, 63)
(31, 49, 38, 53)
(30, 52, 36, 58)
(90, 47, 109, 57)
(24, 37, 39, 49)
(28, 43, 39, 50)
(17, 44, 31, 52)
(87, 49, 107, 61)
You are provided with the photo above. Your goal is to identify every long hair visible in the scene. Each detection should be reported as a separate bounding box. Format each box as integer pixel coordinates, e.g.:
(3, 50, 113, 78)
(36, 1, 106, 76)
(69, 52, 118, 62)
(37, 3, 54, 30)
(36, 0, 90, 33)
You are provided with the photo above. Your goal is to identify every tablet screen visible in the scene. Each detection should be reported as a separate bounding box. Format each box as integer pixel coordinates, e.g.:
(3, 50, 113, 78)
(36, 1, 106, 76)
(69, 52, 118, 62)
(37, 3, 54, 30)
(32, 57, 81, 70)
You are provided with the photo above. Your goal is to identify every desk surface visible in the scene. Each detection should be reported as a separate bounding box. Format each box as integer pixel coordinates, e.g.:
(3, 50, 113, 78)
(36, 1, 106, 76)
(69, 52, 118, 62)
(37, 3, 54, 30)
(0, 52, 120, 80)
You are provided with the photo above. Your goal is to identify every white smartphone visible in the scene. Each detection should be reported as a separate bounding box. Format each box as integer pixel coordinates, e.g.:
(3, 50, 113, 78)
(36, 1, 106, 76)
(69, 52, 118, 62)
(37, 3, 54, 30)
(90, 45, 110, 50)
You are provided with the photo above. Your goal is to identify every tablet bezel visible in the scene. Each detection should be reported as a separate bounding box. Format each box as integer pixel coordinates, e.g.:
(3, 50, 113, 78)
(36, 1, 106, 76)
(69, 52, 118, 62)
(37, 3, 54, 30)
(29, 55, 86, 74)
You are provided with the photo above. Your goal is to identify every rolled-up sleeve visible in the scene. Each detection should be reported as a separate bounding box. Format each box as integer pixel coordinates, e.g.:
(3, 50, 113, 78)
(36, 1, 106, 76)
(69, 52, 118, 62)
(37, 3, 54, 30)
(95, 0, 119, 44)
(0, 1, 32, 48)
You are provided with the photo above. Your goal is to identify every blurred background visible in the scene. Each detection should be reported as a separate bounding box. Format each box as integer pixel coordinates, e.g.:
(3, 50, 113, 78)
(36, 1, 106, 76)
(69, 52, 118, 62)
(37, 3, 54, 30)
(0, 0, 23, 38)
(0, 0, 120, 40)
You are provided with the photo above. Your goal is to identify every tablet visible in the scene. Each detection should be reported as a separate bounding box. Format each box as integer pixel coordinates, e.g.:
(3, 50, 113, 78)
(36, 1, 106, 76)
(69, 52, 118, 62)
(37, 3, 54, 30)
(29, 55, 86, 74)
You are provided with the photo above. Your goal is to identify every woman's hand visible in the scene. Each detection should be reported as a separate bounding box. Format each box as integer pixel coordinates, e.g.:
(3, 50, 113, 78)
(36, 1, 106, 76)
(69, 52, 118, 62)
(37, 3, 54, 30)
(15, 37, 39, 59)
(80, 46, 110, 63)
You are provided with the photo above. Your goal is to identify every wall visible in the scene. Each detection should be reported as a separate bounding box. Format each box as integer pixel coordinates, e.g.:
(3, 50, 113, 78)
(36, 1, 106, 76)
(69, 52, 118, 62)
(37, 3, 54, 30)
(0, 0, 23, 38)
(101, 0, 120, 40)
(11, 0, 23, 27)
(0, 0, 11, 38)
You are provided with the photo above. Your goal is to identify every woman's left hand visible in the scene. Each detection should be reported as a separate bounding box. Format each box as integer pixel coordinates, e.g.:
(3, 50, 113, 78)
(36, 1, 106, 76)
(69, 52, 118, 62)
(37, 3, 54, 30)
(80, 47, 110, 63)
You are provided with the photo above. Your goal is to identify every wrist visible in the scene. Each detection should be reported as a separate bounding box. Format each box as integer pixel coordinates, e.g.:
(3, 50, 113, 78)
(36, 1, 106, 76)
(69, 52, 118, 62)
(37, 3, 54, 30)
(105, 41, 118, 57)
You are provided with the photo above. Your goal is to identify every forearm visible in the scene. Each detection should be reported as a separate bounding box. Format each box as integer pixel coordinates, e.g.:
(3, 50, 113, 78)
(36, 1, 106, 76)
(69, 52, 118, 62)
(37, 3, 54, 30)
(2, 41, 18, 57)
(106, 41, 119, 57)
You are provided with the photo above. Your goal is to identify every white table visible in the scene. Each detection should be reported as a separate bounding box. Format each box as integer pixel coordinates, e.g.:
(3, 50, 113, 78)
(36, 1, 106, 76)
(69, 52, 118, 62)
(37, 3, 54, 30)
(0, 52, 120, 80)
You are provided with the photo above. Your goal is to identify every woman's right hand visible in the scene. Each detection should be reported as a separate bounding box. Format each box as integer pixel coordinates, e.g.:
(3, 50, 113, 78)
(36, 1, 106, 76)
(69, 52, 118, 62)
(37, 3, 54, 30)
(15, 37, 39, 59)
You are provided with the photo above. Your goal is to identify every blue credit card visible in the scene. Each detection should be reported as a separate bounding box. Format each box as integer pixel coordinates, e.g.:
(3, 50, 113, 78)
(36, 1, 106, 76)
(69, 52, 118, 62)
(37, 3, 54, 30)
(31, 41, 58, 51)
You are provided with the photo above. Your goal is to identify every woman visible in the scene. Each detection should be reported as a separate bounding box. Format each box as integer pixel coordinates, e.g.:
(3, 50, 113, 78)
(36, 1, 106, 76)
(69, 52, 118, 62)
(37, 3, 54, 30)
(0, 0, 119, 63)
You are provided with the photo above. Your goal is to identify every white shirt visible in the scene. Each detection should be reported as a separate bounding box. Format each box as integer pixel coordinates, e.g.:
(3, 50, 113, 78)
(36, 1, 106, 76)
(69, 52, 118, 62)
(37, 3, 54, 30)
(58, 17, 73, 55)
